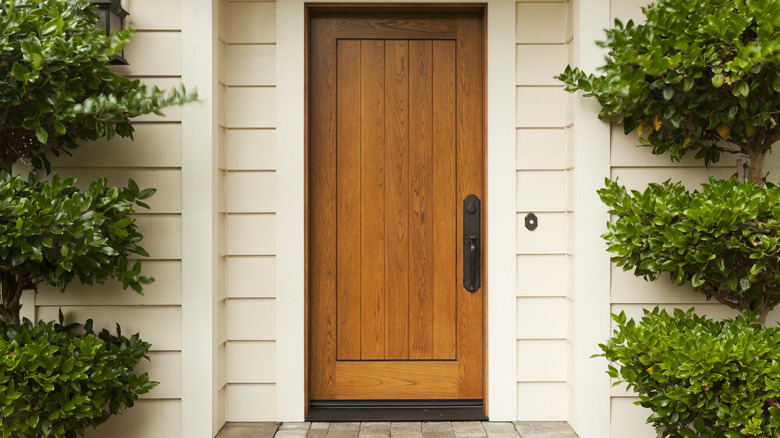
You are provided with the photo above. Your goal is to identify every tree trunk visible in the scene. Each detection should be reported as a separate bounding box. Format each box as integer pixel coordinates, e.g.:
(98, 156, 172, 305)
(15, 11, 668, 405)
(0, 274, 22, 326)
(748, 149, 765, 187)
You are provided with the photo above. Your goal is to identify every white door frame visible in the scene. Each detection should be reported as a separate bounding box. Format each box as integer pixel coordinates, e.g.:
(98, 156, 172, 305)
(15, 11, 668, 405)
(275, 0, 518, 421)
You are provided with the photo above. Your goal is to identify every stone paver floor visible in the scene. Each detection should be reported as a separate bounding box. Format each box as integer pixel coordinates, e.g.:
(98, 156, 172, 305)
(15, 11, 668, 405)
(217, 422, 578, 438)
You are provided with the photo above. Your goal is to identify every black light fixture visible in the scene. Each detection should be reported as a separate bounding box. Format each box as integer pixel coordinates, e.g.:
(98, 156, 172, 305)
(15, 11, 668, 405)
(92, 0, 130, 65)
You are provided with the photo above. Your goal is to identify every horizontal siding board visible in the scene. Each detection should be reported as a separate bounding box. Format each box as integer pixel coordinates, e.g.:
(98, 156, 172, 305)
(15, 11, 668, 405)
(219, 342, 228, 389)
(219, 299, 228, 345)
(517, 297, 567, 339)
(227, 45, 276, 86)
(516, 212, 566, 254)
(133, 79, 184, 122)
(134, 214, 182, 260)
(516, 3, 566, 44)
(227, 87, 276, 128)
(516, 170, 566, 212)
(220, 41, 228, 85)
(227, 129, 276, 170)
(227, 256, 276, 298)
(516, 87, 567, 128)
(51, 124, 182, 168)
(516, 382, 567, 421)
(227, 214, 276, 255)
(516, 45, 565, 86)
(516, 255, 568, 297)
(516, 340, 567, 382)
(112, 32, 181, 77)
(611, 397, 656, 438)
(219, 84, 228, 127)
(611, 167, 735, 192)
(227, 341, 276, 382)
(611, 126, 739, 167)
(226, 171, 276, 212)
(136, 351, 182, 399)
(226, 298, 275, 340)
(227, 2, 276, 44)
(37, 306, 182, 351)
(85, 399, 181, 438)
(227, 384, 276, 421)
(127, 0, 182, 30)
(36, 260, 181, 305)
(612, 267, 710, 305)
(611, 0, 652, 25)
(516, 128, 566, 170)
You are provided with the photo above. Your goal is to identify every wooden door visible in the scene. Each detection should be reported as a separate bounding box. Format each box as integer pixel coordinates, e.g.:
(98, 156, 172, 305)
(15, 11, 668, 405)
(309, 9, 484, 401)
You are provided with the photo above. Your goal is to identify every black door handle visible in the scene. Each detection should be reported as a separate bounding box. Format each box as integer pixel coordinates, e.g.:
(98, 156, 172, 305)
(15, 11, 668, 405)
(463, 195, 480, 292)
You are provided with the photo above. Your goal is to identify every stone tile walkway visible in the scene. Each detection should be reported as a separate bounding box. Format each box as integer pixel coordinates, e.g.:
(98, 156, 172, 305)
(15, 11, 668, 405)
(217, 422, 578, 438)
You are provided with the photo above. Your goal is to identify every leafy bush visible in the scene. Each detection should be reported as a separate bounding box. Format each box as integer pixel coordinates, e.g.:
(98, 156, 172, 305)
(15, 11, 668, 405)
(600, 176, 780, 322)
(0, 313, 157, 438)
(557, 0, 780, 184)
(601, 308, 780, 438)
(0, 0, 194, 174)
(0, 172, 154, 325)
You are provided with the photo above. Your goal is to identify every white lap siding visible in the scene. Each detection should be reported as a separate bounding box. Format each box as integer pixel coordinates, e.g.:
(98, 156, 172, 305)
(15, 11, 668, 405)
(515, 0, 574, 423)
(222, 0, 278, 422)
(39, 1, 186, 437)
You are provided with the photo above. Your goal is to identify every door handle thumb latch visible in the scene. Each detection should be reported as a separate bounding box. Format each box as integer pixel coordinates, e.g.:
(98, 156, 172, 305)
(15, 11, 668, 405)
(463, 194, 481, 292)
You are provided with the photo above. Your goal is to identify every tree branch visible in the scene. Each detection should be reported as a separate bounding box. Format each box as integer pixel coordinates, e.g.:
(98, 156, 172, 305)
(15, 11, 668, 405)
(713, 294, 742, 311)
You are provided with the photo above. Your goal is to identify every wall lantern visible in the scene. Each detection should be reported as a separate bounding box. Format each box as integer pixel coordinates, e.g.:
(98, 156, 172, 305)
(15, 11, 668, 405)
(92, 0, 129, 65)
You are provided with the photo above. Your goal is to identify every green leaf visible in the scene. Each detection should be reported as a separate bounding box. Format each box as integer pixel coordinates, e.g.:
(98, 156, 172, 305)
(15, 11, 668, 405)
(26, 415, 39, 428)
(712, 73, 725, 88)
(35, 127, 48, 145)
(11, 62, 29, 81)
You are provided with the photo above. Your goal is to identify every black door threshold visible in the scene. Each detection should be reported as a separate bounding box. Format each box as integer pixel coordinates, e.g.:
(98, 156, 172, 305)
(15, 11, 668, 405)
(306, 400, 488, 422)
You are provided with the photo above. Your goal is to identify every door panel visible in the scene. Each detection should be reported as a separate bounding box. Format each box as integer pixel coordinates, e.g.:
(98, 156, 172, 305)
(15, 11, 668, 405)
(310, 11, 484, 401)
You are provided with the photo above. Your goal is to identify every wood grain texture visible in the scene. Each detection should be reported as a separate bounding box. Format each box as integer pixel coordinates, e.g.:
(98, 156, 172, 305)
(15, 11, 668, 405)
(408, 40, 434, 360)
(309, 9, 485, 402)
(360, 40, 386, 360)
(309, 17, 338, 399)
(336, 40, 361, 361)
(334, 361, 459, 399)
(456, 14, 484, 399)
(318, 13, 457, 39)
(432, 40, 457, 360)
(384, 40, 410, 360)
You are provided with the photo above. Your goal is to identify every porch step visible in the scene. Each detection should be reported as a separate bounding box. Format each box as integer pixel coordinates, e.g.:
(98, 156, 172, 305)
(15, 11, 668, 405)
(215, 421, 578, 438)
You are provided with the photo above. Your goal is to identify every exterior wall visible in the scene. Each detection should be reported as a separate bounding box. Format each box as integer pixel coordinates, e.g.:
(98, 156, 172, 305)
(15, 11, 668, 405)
(605, 0, 739, 436)
(514, 0, 573, 422)
(222, 0, 279, 422)
(41, 1, 186, 437)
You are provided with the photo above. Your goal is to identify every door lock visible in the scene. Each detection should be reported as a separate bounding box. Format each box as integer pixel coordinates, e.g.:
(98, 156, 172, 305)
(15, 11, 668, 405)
(463, 194, 481, 292)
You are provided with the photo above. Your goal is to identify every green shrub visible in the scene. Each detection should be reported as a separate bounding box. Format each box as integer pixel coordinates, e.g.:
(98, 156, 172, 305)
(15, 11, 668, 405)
(0, 0, 195, 174)
(0, 313, 157, 438)
(600, 176, 780, 323)
(601, 308, 780, 438)
(0, 171, 154, 325)
(557, 0, 780, 184)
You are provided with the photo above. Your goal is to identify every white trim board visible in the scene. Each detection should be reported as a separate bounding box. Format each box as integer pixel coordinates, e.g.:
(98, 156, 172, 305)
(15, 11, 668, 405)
(275, 0, 518, 421)
(570, 0, 612, 436)
(181, 0, 220, 436)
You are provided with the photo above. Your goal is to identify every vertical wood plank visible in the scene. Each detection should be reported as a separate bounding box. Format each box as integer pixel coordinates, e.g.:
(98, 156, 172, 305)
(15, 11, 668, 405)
(384, 40, 410, 360)
(336, 40, 362, 360)
(408, 40, 434, 360)
(431, 40, 457, 360)
(456, 15, 484, 398)
(360, 40, 386, 360)
(309, 18, 338, 398)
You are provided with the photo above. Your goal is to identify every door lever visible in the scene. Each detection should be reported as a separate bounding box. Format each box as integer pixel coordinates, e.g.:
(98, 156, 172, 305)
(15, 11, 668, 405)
(463, 195, 481, 292)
